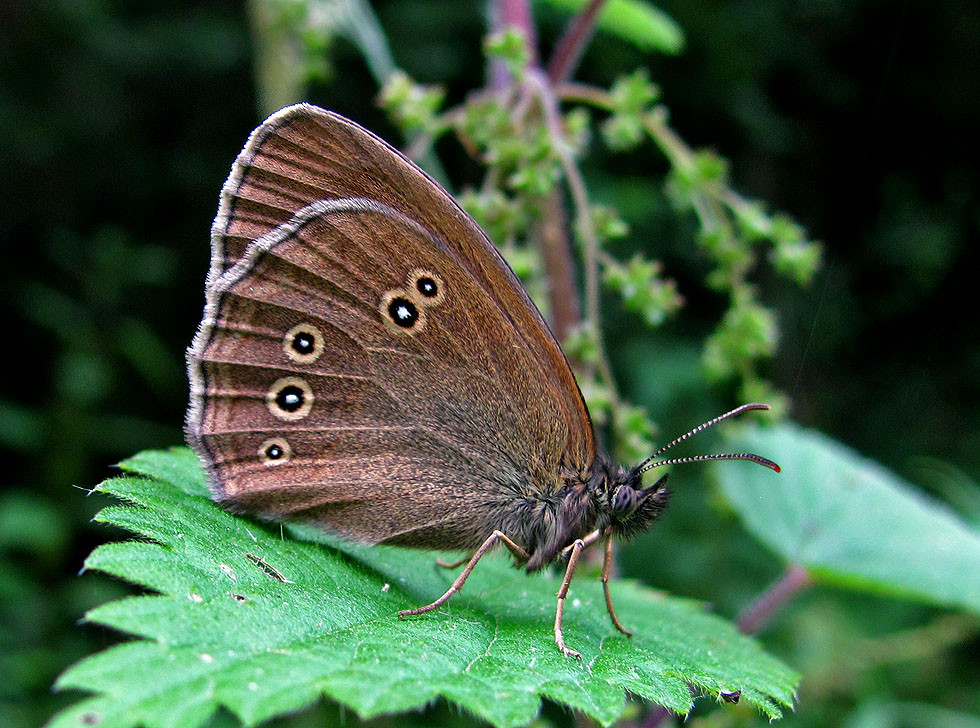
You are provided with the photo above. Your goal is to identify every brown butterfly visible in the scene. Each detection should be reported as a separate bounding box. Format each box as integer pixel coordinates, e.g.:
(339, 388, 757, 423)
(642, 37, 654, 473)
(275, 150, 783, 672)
(186, 104, 779, 659)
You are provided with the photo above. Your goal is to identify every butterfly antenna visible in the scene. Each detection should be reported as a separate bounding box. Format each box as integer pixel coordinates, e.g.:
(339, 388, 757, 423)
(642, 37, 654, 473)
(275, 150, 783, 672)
(635, 403, 781, 475)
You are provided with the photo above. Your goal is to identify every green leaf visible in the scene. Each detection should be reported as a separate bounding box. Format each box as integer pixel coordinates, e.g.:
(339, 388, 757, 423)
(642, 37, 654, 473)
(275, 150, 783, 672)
(539, 0, 685, 54)
(718, 423, 980, 614)
(51, 449, 798, 728)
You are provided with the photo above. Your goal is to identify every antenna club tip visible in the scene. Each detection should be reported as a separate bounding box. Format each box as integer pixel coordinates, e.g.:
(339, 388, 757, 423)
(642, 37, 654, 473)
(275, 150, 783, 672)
(753, 456, 781, 473)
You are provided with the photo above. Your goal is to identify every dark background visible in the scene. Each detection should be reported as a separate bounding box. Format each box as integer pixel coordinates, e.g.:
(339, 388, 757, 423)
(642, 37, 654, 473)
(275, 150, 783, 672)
(2, 1, 978, 726)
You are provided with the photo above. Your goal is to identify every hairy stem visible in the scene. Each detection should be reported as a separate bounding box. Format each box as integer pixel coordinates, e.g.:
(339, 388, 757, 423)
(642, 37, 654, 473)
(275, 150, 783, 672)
(556, 83, 735, 262)
(529, 70, 617, 397)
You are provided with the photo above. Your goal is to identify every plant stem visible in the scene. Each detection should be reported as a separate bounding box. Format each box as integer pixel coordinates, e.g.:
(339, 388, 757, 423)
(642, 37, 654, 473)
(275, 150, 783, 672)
(535, 191, 582, 343)
(484, 3, 588, 361)
(737, 563, 813, 634)
(547, 0, 609, 84)
(529, 70, 617, 398)
(557, 83, 734, 248)
(499, 0, 538, 55)
(490, 0, 538, 90)
(246, 0, 305, 116)
(638, 705, 673, 728)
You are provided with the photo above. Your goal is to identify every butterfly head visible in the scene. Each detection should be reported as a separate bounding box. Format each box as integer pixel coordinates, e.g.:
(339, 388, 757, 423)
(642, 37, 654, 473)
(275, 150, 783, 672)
(598, 403, 781, 540)
(604, 469, 671, 539)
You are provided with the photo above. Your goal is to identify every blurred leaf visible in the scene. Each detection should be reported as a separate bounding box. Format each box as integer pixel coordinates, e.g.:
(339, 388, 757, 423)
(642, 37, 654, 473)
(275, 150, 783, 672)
(248, 0, 397, 114)
(0, 400, 44, 451)
(50, 449, 798, 728)
(539, 0, 684, 54)
(0, 492, 67, 560)
(116, 319, 182, 395)
(718, 424, 980, 614)
(906, 457, 980, 527)
(844, 699, 980, 728)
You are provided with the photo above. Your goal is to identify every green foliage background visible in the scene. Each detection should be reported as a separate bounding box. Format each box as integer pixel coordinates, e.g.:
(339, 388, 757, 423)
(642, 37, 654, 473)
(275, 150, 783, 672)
(2, 1, 978, 726)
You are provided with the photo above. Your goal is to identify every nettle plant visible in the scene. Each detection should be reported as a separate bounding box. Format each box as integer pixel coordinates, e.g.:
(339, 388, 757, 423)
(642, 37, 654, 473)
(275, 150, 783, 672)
(53, 3, 980, 728)
(379, 30, 819, 465)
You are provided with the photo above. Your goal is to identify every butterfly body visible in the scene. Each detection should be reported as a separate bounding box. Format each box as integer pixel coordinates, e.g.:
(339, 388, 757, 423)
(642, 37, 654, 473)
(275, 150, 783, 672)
(187, 104, 774, 659)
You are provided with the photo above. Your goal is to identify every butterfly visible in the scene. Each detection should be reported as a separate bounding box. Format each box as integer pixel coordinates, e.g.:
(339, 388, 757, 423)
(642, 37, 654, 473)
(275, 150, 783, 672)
(186, 104, 778, 659)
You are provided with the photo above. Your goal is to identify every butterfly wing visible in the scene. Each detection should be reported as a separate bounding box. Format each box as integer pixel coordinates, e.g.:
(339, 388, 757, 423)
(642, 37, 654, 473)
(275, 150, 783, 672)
(187, 105, 595, 550)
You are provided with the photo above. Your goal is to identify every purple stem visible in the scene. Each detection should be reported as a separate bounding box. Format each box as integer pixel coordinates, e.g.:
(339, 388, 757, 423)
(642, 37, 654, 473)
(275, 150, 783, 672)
(638, 705, 674, 728)
(547, 0, 609, 84)
(490, 0, 539, 90)
(536, 191, 582, 344)
(499, 0, 538, 54)
(737, 563, 813, 635)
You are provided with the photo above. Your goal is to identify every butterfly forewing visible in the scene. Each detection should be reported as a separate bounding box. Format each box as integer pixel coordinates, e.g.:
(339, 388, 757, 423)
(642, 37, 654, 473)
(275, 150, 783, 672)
(210, 106, 588, 443)
(188, 105, 596, 550)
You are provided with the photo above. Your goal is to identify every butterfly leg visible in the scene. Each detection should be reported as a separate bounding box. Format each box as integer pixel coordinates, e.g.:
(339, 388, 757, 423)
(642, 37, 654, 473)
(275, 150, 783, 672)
(435, 555, 469, 569)
(554, 538, 586, 660)
(399, 530, 529, 618)
(437, 532, 528, 568)
(553, 529, 605, 659)
(600, 531, 633, 637)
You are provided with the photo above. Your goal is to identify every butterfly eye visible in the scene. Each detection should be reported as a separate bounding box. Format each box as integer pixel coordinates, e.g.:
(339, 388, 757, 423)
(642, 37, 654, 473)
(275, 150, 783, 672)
(408, 269, 445, 306)
(258, 437, 292, 465)
(611, 486, 638, 517)
(266, 377, 314, 421)
(283, 323, 324, 364)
